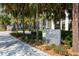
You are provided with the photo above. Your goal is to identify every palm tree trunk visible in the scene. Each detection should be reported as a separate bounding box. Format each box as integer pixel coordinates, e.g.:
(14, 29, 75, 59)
(72, 3, 79, 52)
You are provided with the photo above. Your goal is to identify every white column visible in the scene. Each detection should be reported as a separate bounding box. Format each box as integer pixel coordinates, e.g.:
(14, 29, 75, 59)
(46, 19, 49, 28)
(65, 10, 69, 31)
(39, 19, 43, 30)
(60, 19, 63, 30)
(51, 19, 55, 29)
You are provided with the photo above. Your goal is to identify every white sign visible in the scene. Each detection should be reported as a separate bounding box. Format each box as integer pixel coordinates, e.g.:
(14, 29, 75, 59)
(42, 29, 61, 45)
(7, 25, 13, 31)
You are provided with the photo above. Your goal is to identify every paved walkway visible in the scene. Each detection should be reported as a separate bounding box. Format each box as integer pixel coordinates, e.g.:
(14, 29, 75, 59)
(0, 31, 48, 56)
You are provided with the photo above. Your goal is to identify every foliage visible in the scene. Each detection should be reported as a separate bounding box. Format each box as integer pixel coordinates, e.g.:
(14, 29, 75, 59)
(0, 27, 5, 31)
(0, 3, 72, 36)
(43, 45, 52, 50)
(10, 32, 23, 38)
(51, 44, 69, 55)
(61, 30, 72, 47)
(10, 31, 43, 44)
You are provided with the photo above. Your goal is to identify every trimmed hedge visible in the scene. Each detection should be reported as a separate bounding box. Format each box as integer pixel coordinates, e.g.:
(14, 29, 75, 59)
(10, 31, 42, 40)
(11, 30, 72, 47)
(31, 31, 42, 39)
(61, 30, 72, 47)
(10, 32, 23, 38)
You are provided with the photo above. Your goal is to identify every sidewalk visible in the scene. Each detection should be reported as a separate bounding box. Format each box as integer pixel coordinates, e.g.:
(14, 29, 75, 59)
(0, 31, 48, 56)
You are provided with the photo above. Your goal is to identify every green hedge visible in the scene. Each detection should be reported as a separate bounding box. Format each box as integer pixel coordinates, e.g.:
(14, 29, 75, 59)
(61, 30, 72, 47)
(10, 31, 42, 43)
(11, 30, 72, 47)
(10, 33, 23, 37)
(31, 31, 42, 39)
(10, 31, 42, 40)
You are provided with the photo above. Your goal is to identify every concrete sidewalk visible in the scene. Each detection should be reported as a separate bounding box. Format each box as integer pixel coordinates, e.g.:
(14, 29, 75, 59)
(0, 31, 48, 56)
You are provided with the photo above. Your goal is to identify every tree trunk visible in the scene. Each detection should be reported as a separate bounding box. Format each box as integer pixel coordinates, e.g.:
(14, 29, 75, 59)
(36, 4, 39, 40)
(60, 19, 63, 30)
(72, 3, 79, 52)
(15, 18, 18, 32)
(65, 10, 69, 31)
(51, 19, 55, 29)
(22, 18, 25, 37)
(46, 19, 49, 28)
(39, 18, 43, 30)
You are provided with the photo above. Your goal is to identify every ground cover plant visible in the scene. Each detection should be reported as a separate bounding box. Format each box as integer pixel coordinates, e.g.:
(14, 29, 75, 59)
(10, 30, 73, 56)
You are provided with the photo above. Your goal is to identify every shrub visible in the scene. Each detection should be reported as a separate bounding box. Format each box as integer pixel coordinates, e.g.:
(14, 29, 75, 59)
(61, 30, 72, 47)
(21, 36, 29, 42)
(10, 31, 43, 44)
(31, 31, 42, 39)
(10, 32, 23, 38)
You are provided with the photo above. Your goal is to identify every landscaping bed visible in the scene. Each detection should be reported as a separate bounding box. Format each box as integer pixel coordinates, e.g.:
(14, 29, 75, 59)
(10, 31, 43, 45)
(10, 30, 79, 56)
